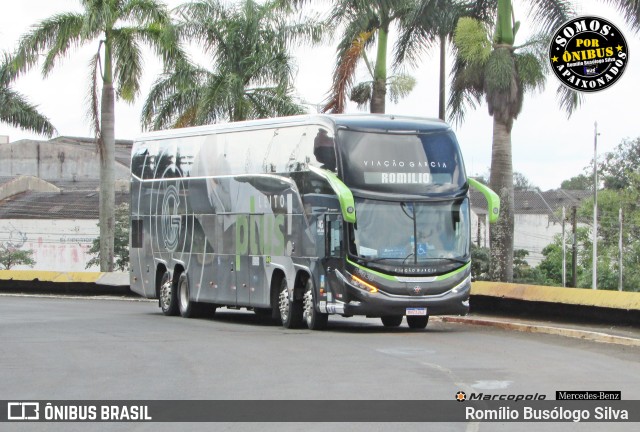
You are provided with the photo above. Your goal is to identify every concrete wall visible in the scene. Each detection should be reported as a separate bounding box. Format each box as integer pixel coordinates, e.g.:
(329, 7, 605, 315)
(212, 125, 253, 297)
(0, 219, 99, 271)
(0, 140, 129, 181)
(514, 214, 563, 266)
(471, 211, 565, 266)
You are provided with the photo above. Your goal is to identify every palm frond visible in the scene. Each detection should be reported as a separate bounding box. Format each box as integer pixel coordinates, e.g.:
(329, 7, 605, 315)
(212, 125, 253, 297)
(387, 73, 416, 103)
(111, 28, 143, 102)
(349, 81, 372, 109)
(447, 53, 484, 125)
(603, 0, 640, 32)
(0, 87, 56, 137)
(12, 13, 88, 78)
(526, 0, 575, 36)
(87, 49, 102, 140)
(514, 52, 546, 93)
(393, 2, 435, 69)
(322, 30, 373, 113)
(245, 86, 306, 119)
(555, 84, 582, 118)
(121, 0, 172, 25)
(141, 60, 206, 130)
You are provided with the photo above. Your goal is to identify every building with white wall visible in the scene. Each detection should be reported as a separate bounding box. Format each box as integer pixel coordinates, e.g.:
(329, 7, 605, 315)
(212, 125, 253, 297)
(469, 188, 590, 266)
(0, 136, 131, 271)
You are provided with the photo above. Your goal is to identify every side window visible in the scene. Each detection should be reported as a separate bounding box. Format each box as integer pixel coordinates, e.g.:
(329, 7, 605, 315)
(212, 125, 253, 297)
(131, 219, 143, 248)
(312, 127, 336, 171)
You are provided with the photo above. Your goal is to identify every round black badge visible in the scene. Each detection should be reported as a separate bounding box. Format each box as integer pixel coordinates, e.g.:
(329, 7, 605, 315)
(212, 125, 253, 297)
(549, 16, 628, 92)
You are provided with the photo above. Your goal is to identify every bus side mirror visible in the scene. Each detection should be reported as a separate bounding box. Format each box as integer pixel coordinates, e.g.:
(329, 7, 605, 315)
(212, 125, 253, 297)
(468, 178, 500, 224)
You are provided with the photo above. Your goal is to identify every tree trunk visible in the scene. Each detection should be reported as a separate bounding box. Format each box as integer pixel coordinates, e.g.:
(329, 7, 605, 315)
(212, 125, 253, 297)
(370, 27, 388, 114)
(99, 42, 115, 272)
(438, 34, 446, 121)
(489, 116, 514, 282)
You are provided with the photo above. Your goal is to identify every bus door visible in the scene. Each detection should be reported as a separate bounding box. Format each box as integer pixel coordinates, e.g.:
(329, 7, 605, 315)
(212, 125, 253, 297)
(220, 213, 252, 307)
(321, 213, 344, 305)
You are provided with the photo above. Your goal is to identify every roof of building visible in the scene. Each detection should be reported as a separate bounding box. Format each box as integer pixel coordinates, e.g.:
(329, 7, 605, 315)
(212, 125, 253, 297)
(0, 189, 128, 219)
(469, 187, 591, 218)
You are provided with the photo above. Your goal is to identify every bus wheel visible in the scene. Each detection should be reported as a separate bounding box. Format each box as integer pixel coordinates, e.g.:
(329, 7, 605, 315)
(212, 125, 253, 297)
(178, 273, 216, 318)
(178, 273, 196, 318)
(278, 278, 303, 329)
(407, 315, 429, 329)
(159, 271, 179, 316)
(381, 316, 403, 327)
(303, 280, 328, 330)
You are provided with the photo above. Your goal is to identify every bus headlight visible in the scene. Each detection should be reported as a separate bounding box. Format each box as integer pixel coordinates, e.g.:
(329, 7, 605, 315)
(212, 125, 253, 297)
(351, 275, 378, 293)
(450, 275, 471, 294)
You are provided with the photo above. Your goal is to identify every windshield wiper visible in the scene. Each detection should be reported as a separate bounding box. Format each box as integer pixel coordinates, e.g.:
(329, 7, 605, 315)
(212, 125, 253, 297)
(355, 256, 407, 264)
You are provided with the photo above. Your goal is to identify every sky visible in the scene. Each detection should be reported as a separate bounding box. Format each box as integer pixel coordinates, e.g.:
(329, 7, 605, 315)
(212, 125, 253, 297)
(0, 0, 639, 191)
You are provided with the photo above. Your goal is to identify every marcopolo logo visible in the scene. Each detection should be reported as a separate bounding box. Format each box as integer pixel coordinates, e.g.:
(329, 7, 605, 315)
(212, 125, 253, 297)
(549, 16, 628, 92)
(455, 391, 546, 402)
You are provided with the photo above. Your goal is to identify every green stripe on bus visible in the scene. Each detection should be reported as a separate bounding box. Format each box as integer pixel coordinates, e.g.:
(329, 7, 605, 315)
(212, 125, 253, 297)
(434, 262, 470, 281)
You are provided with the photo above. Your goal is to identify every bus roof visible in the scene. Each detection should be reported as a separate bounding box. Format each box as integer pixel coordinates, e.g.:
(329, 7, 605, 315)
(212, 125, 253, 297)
(134, 114, 450, 142)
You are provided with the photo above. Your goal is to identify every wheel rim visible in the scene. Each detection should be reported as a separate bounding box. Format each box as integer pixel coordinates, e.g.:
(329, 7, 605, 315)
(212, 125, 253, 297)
(160, 277, 172, 310)
(303, 286, 313, 325)
(279, 284, 289, 322)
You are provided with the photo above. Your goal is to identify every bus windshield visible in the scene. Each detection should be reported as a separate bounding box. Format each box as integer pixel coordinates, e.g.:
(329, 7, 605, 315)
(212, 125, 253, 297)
(337, 129, 466, 194)
(349, 198, 470, 265)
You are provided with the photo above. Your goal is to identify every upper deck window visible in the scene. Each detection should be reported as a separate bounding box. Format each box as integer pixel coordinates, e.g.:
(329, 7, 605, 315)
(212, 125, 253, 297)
(337, 129, 466, 194)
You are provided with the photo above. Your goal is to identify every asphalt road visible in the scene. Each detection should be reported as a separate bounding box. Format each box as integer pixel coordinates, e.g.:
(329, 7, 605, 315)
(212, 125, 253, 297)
(1, 295, 639, 432)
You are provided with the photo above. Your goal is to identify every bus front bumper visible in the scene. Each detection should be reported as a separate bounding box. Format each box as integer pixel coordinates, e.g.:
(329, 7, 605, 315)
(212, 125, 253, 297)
(331, 275, 471, 317)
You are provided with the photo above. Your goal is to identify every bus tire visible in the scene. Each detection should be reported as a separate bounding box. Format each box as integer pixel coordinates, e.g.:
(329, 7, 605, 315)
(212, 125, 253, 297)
(177, 273, 216, 318)
(279, 277, 303, 329)
(381, 315, 403, 327)
(178, 273, 197, 318)
(303, 279, 328, 330)
(159, 271, 179, 316)
(407, 315, 429, 329)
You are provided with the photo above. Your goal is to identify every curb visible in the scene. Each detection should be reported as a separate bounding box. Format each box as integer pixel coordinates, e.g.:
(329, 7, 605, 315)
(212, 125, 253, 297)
(440, 316, 640, 347)
(0, 270, 129, 286)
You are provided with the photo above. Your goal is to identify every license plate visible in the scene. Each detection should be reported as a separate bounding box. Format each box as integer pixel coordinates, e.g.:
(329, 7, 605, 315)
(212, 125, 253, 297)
(406, 308, 427, 316)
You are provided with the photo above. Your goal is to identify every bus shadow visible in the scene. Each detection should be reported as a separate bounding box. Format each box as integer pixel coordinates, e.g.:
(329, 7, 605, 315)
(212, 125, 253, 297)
(187, 309, 462, 334)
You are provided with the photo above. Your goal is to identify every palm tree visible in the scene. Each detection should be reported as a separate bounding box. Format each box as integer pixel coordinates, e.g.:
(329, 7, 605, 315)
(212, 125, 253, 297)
(0, 54, 55, 137)
(450, 0, 578, 282)
(395, 0, 496, 120)
(8, 0, 183, 271)
(322, 0, 416, 114)
(142, 0, 323, 129)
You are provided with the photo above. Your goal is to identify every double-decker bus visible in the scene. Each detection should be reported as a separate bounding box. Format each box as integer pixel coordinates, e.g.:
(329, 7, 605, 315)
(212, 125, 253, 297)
(129, 114, 499, 329)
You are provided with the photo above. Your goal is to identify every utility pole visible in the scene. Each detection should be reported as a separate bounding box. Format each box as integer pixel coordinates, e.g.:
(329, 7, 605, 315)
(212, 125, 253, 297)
(619, 208, 623, 291)
(562, 206, 566, 287)
(572, 206, 578, 288)
(592, 122, 599, 290)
